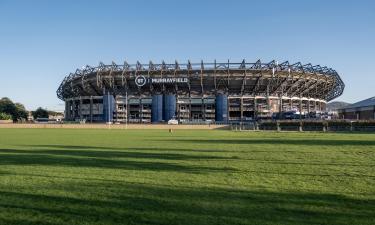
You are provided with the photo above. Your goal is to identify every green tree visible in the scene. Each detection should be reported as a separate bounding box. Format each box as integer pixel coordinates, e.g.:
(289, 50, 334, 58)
(32, 107, 49, 119)
(0, 98, 29, 122)
(15, 103, 28, 120)
(0, 112, 12, 120)
(0, 97, 16, 114)
(0, 97, 18, 121)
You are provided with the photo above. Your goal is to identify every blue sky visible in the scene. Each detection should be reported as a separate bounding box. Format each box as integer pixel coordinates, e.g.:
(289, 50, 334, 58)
(0, 0, 374, 111)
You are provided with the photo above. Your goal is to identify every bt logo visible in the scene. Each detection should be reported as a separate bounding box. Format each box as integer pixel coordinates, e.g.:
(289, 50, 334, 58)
(135, 75, 147, 87)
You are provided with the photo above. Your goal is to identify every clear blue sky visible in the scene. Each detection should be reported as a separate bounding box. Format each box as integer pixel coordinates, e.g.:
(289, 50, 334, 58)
(0, 0, 374, 111)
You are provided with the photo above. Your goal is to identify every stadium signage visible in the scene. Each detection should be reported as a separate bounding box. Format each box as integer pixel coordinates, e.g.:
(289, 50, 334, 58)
(135, 75, 188, 87)
(135, 75, 147, 87)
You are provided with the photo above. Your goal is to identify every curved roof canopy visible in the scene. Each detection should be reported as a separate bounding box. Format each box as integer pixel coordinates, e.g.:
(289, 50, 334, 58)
(57, 59, 344, 101)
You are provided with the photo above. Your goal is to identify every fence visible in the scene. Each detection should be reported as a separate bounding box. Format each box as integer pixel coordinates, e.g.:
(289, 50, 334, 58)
(0, 123, 229, 130)
(228, 120, 375, 132)
(254, 120, 375, 132)
(1, 120, 374, 132)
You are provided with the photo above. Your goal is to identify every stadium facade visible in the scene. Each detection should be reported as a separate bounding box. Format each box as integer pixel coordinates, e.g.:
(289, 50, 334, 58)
(57, 60, 344, 123)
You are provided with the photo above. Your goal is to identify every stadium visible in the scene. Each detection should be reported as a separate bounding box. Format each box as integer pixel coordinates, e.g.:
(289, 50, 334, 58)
(57, 60, 345, 123)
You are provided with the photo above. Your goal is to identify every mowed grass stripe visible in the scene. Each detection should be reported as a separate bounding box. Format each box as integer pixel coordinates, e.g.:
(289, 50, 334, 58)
(0, 129, 374, 225)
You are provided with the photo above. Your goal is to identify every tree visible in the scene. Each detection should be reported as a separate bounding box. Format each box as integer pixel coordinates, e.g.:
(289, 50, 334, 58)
(0, 97, 29, 122)
(0, 97, 17, 115)
(0, 97, 18, 121)
(0, 112, 12, 120)
(32, 107, 49, 119)
(15, 103, 28, 120)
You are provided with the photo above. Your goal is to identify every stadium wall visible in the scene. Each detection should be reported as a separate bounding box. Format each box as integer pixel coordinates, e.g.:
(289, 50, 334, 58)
(64, 95, 327, 123)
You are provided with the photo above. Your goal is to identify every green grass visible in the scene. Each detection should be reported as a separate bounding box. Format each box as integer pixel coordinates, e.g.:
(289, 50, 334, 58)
(0, 129, 374, 225)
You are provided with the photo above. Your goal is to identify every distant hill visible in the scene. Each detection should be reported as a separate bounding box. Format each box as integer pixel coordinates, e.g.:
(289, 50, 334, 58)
(327, 101, 351, 111)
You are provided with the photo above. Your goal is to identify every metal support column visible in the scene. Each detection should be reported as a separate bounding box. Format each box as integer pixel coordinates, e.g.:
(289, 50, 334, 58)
(189, 96, 192, 121)
(89, 96, 93, 123)
(125, 92, 128, 125)
(307, 100, 310, 113)
(79, 97, 83, 121)
(202, 97, 206, 121)
(139, 97, 142, 124)
(290, 99, 293, 111)
(254, 98, 257, 120)
(240, 97, 244, 122)
(266, 85, 270, 112)
(72, 100, 76, 120)
(65, 100, 71, 121)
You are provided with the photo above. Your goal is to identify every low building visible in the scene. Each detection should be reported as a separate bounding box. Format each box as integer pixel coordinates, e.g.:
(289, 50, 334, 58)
(338, 96, 375, 120)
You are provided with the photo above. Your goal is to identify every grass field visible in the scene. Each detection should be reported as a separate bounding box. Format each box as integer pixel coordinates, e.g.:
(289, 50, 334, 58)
(0, 129, 374, 225)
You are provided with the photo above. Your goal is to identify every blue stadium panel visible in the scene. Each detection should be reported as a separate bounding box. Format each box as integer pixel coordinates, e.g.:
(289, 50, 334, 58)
(151, 94, 163, 123)
(103, 93, 115, 122)
(163, 94, 176, 121)
(215, 94, 228, 122)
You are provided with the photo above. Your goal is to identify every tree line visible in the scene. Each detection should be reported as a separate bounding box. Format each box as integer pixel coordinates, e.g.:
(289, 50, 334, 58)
(0, 97, 50, 122)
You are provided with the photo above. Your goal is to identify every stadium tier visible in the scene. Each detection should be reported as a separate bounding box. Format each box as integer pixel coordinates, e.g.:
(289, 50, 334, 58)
(57, 60, 344, 123)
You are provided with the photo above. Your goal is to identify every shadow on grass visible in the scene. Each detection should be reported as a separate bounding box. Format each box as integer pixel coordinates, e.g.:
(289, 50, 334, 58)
(0, 183, 374, 225)
(242, 169, 375, 178)
(0, 148, 230, 160)
(168, 138, 375, 146)
(237, 157, 375, 169)
(23, 145, 231, 153)
(0, 148, 235, 174)
(0, 171, 9, 176)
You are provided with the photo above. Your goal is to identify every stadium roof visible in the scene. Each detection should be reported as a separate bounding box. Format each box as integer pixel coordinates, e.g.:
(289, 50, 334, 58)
(57, 59, 345, 102)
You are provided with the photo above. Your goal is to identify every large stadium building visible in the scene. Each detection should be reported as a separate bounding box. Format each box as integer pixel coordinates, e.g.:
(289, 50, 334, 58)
(57, 60, 344, 123)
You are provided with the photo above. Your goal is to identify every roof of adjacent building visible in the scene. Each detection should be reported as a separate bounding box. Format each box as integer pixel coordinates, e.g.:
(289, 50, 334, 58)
(340, 96, 375, 110)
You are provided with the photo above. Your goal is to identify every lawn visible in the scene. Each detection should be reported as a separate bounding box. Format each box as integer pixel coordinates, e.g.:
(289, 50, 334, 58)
(0, 128, 374, 225)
